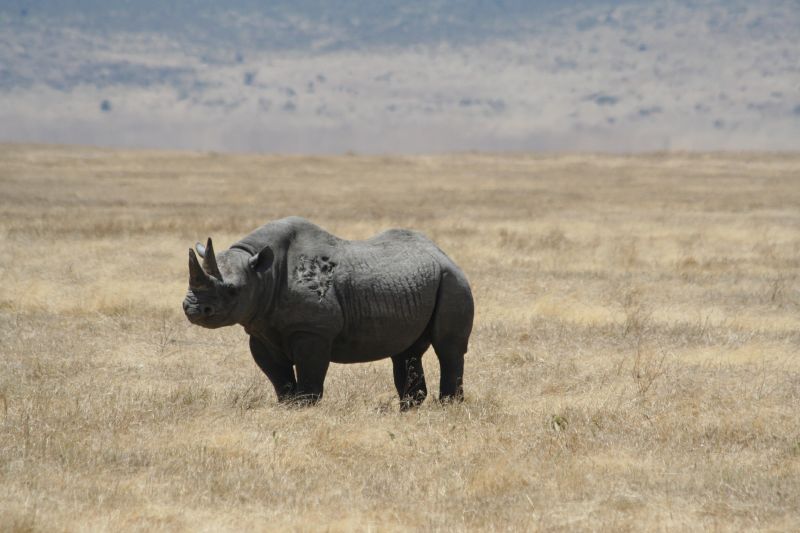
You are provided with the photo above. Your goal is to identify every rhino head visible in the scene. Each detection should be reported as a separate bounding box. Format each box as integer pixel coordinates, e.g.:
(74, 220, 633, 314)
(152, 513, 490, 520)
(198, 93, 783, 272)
(182, 237, 274, 328)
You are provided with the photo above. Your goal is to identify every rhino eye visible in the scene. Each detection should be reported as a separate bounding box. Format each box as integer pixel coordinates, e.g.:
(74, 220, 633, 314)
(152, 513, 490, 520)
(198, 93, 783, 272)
(226, 287, 238, 297)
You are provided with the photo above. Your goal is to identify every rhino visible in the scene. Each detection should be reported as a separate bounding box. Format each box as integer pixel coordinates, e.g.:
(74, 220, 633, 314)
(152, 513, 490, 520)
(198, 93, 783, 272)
(182, 216, 474, 409)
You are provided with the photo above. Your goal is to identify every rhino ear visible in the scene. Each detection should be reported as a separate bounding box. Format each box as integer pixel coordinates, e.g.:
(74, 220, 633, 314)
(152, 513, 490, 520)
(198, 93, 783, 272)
(249, 246, 274, 273)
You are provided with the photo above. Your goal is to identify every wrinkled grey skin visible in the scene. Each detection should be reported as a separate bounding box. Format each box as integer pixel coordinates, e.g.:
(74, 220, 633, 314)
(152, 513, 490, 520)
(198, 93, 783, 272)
(183, 216, 474, 409)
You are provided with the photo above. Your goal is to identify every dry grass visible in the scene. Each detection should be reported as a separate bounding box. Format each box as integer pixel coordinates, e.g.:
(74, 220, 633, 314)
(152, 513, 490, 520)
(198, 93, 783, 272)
(1, 144, 799, 531)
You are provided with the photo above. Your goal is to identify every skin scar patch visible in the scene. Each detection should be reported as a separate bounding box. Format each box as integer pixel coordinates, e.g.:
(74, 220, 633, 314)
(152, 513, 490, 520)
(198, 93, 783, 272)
(294, 255, 337, 299)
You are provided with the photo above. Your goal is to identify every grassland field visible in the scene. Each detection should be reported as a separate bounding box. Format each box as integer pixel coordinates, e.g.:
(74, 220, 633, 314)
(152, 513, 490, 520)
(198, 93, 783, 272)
(1, 144, 799, 531)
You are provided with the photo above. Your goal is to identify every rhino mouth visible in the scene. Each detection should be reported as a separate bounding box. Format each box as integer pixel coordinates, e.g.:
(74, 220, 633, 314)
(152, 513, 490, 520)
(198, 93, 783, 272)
(183, 304, 210, 320)
(183, 297, 234, 328)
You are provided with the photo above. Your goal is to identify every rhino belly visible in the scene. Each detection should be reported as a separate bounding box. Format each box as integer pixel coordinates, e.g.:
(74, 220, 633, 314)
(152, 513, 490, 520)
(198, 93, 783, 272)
(330, 313, 433, 363)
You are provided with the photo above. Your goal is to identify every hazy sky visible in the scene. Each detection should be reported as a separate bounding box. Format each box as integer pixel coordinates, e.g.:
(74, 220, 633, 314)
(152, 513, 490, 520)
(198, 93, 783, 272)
(1, 0, 798, 152)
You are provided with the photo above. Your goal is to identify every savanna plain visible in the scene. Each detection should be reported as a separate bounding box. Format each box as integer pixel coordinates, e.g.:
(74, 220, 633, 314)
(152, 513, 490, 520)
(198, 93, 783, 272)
(1, 144, 799, 532)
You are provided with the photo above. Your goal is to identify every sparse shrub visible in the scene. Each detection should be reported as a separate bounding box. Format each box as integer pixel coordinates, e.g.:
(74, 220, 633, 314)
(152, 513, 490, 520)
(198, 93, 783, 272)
(766, 274, 796, 306)
(550, 414, 568, 432)
(620, 287, 651, 338)
(676, 255, 699, 277)
(630, 337, 669, 398)
(2, 511, 36, 533)
(616, 239, 639, 270)
(153, 312, 180, 356)
(225, 378, 270, 412)
(498, 227, 531, 250)
(538, 228, 568, 249)
(167, 385, 212, 410)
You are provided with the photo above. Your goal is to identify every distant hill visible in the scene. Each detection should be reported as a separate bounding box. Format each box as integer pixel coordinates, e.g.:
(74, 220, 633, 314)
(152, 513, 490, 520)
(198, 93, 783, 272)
(1, 1, 610, 50)
(1, 0, 798, 152)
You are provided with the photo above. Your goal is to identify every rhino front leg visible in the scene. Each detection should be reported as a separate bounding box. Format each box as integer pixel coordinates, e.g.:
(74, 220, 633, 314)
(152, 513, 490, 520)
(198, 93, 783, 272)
(249, 336, 297, 403)
(289, 332, 331, 405)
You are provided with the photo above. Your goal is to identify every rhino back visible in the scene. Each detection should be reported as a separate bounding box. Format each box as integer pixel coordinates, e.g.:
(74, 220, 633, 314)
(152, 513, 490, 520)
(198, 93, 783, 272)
(233, 216, 337, 255)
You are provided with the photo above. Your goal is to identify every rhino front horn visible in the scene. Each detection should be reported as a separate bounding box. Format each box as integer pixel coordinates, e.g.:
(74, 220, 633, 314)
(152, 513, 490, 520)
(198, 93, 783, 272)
(202, 237, 223, 280)
(188, 248, 212, 288)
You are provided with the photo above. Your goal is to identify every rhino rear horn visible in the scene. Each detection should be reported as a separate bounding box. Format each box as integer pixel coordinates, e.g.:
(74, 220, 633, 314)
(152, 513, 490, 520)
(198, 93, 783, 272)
(202, 237, 223, 280)
(188, 248, 212, 288)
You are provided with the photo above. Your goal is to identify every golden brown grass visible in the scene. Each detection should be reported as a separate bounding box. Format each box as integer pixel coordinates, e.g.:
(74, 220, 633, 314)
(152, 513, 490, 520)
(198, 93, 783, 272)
(1, 144, 799, 531)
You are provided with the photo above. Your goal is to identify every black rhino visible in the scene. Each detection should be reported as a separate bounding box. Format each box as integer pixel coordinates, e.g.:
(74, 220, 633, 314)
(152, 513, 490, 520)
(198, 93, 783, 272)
(182, 216, 474, 409)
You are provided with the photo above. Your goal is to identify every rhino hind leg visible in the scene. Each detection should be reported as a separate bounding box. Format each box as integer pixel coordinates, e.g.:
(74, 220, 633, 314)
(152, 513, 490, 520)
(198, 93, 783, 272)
(430, 269, 474, 402)
(391, 335, 430, 411)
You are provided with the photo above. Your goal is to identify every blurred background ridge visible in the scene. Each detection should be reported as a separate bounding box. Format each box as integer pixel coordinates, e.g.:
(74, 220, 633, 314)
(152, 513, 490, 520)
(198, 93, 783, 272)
(1, 0, 798, 153)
